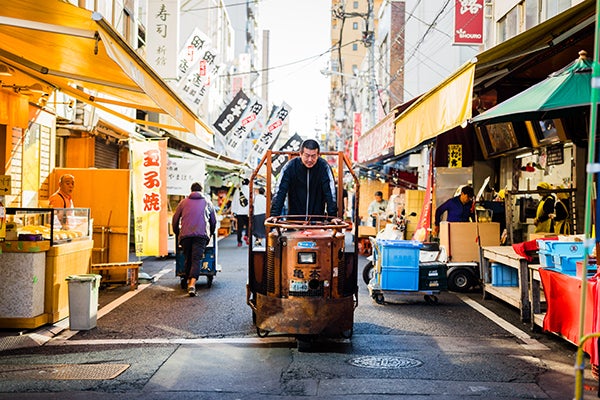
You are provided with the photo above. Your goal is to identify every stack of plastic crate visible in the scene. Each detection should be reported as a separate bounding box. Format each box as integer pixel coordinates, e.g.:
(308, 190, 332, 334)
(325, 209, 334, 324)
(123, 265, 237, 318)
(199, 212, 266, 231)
(537, 239, 585, 275)
(377, 239, 422, 291)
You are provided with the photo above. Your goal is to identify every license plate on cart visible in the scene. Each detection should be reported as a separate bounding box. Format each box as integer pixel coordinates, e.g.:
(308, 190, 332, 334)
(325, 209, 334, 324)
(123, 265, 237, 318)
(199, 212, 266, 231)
(290, 280, 308, 292)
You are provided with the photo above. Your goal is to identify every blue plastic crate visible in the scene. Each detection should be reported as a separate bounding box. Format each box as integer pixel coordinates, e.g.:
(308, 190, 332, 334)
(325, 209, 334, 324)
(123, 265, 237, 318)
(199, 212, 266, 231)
(539, 250, 555, 268)
(491, 262, 518, 287)
(553, 255, 583, 275)
(536, 240, 585, 258)
(380, 266, 419, 291)
(377, 239, 422, 269)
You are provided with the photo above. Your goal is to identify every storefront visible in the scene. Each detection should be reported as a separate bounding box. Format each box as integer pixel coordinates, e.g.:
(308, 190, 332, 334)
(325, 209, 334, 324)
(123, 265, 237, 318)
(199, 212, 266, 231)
(0, 0, 215, 328)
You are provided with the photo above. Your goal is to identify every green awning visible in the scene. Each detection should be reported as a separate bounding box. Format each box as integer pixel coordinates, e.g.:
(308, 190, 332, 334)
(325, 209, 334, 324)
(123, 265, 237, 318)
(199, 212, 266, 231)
(471, 52, 592, 125)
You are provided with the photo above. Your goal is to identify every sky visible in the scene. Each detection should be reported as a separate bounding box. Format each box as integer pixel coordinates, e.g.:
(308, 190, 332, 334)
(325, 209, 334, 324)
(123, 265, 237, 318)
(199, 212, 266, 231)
(259, 0, 331, 139)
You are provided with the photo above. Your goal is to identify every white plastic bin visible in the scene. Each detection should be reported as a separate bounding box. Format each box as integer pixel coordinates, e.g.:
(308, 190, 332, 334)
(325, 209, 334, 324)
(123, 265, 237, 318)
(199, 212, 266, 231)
(66, 274, 101, 330)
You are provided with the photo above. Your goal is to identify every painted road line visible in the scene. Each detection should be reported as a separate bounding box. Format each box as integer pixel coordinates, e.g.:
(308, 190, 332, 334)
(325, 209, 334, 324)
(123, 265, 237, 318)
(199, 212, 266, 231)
(458, 294, 549, 351)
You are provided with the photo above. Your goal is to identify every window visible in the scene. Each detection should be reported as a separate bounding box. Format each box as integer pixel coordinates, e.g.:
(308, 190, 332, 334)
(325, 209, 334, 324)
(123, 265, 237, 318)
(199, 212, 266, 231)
(353, 22, 358, 30)
(352, 43, 358, 51)
(525, 0, 539, 29)
(543, 0, 571, 20)
(353, 1, 359, 9)
(497, 4, 523, 42)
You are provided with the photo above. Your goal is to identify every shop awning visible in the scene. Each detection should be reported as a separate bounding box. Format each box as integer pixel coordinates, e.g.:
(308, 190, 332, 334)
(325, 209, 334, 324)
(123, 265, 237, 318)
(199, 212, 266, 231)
(0, 0, 213, 146)
(471, 52, 593, 124)
(473, 0, 595, 92)
(394, 61, 475, 156)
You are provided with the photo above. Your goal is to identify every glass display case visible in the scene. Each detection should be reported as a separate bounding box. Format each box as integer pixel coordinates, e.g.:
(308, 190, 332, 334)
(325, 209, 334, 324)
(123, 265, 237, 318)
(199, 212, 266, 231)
(5, 208, 91, 246)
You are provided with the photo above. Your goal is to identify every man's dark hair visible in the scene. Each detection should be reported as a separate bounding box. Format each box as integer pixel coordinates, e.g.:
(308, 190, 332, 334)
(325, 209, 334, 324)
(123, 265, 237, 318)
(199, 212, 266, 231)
(258, 187, 265, 195)
(300, 139, 320, 152)
(375, 191, 383, 197)
(461, 185, 474, 198)
(242, 178, 250, 185)
(191, 182, 202, 192)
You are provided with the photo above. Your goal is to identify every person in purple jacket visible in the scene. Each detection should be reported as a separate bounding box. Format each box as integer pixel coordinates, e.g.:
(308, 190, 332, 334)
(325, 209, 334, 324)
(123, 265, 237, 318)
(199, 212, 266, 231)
(172, 182, 217, 297)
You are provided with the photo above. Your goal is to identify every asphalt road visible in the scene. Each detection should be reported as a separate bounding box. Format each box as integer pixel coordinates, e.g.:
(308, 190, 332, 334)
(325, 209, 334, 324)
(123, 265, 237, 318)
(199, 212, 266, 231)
(0, 234, 599, 399)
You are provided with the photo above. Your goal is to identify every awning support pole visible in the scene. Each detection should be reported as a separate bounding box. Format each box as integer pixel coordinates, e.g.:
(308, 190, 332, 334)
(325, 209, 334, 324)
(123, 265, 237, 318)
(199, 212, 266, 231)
(574, 1, 600, 398)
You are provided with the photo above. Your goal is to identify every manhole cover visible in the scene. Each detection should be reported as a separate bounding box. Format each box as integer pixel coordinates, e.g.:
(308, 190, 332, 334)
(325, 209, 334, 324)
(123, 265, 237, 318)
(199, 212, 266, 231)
(349, 355, 422, 369)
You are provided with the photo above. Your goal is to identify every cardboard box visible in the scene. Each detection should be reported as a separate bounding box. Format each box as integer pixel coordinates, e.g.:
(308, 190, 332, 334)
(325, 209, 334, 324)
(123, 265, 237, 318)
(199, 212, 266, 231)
(439, 222, 500, 262)
(358, 225, 377, 238)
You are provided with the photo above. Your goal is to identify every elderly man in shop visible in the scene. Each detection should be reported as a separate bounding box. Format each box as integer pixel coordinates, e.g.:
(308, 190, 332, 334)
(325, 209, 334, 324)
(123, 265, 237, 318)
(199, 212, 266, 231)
(49, 174, 75, 208)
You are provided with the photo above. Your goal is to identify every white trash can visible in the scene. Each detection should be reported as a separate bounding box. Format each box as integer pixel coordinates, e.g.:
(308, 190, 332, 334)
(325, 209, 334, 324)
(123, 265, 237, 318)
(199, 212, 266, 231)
(66, 274, 102, 330)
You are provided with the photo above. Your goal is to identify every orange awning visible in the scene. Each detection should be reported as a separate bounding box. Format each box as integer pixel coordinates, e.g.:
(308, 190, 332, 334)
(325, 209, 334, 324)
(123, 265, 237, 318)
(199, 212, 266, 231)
(0, 0, 212, 145)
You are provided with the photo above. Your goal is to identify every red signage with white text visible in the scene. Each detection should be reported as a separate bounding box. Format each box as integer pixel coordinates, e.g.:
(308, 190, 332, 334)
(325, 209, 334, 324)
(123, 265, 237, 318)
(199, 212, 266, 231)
(454, 0, 484, 45)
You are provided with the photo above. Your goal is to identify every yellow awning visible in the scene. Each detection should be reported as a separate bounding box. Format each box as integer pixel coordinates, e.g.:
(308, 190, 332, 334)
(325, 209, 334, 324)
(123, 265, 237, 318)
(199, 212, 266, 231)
(394, 62, 475, 155)
(0, 0, 213, 145)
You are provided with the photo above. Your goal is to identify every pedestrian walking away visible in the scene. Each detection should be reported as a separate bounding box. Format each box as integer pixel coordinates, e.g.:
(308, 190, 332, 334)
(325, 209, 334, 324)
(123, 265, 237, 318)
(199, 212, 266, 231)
(232, 178, 250, 246)
(172, 182, 217, 296)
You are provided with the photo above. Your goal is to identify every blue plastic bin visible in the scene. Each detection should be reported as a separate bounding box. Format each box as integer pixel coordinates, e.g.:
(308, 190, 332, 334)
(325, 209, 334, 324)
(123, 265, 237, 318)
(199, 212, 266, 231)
(377, 239, 422, 269)
(380, 266, 419, 291)
(536, 240, 585, 257)
(553, 255, 583, 275)
(491, 263, 518, 287)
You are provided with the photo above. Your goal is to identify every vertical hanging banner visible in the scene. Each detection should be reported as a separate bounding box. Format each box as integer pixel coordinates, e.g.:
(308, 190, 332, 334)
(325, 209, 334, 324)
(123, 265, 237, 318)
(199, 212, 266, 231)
(174, 28, 218, 108)
(412, 155, 434, 242)
(131, 139, 168, 257)
(213, 90, 250, 137)
(224, 98, 266, 155)
(247, 102, 292, 162)
(147, 0, 179, 79)
(453, 0, 484, 45)
(271, 133, 304, 177)
(176, 28, 210, 84)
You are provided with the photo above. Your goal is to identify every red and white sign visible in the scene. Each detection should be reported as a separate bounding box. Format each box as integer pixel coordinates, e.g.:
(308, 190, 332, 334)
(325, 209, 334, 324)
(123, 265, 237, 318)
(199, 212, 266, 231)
(356, 112, 394, 163)
(454, 0, 484, 45)
(352, 112, 362, 162)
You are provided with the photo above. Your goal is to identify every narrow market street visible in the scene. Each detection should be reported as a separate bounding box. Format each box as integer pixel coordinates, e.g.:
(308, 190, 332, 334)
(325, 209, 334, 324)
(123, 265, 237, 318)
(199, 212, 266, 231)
(0, 234, 599, 399)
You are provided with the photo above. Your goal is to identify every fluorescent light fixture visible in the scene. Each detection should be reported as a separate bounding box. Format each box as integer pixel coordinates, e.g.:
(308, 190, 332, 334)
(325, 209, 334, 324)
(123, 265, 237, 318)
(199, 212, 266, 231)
(28, 83, 47, 94)
(0, 63, 13, 76)
(516, 151, 534, 159)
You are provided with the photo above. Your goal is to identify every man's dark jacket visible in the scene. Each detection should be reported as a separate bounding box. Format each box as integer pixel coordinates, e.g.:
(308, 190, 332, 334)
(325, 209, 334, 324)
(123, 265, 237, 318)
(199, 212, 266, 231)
(270, 157, 337, 216)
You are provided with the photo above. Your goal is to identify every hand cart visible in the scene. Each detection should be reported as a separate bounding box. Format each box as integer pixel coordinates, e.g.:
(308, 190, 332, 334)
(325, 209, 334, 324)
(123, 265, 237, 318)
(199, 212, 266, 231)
(367, 237, 447, 304)
(175, 234, 217, 289)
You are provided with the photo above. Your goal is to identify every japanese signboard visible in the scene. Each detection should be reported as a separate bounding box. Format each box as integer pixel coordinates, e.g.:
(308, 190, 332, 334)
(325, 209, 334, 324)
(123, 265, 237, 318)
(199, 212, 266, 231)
(356, 112, 394, 163)
(454, 0, 484, 45)
(175, 28, 218, 108)
(224, 97, 266, 155)
(147, 0, 179, 79)
(213, 90, 250, 137)
(167, 157, 206, 196)
(271, 133, 304, 177)
(176, 28, 210, 83)
(131, 139, 168, 257)
(247, 102, 292, 162)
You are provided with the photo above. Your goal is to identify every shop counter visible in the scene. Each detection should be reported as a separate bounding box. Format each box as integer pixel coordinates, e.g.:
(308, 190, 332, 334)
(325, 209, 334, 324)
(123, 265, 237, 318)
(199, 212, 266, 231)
(480, 245, 530, 321)
(0, 247, 48, 329)
(538, 268, 598, 364)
